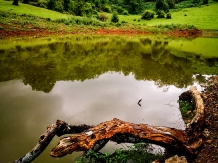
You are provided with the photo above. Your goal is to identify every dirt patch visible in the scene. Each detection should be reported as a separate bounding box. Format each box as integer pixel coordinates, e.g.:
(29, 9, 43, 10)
(166, 28, 203, 38)
(188, 76, 218, 163)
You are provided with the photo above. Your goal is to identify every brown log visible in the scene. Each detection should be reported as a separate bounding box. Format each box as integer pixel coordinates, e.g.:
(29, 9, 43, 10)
(51, 118, 190, 157)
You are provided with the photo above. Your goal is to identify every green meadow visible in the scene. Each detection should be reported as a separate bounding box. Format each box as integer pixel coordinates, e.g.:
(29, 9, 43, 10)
(118, 2, 218, 30)
(0, 0, 218, 31)
(0, 0, 70, 20)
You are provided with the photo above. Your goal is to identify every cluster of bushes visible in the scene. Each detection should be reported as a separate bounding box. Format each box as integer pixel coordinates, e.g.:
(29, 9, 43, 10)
(55, 16, 107, 26)
(141, 9, 171, 20)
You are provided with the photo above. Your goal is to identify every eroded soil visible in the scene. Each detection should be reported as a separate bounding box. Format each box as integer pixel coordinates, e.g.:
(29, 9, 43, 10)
(0, 23, 214, 39)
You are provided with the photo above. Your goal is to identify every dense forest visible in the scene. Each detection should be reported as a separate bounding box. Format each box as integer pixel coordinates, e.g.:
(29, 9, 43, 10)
(12, 0, 214, 17)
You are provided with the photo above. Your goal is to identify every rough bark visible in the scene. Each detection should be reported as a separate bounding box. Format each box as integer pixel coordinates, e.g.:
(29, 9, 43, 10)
(51, 118, 191, 157)
(13, 86, 205, 163)
(12, 120, 93, 163)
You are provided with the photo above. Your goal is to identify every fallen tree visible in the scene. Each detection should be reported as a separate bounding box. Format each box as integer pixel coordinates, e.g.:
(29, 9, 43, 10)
(12, 86, 204, 163)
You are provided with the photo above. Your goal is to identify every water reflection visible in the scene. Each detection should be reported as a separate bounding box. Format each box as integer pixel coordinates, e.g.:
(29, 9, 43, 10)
(0, 35, 217, 163)
(0, 36, 217, 93)
(0, 73, 186, 163)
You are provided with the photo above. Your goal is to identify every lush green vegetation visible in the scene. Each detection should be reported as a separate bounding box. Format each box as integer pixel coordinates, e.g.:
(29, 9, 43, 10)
(179, 100, 193, 119)
(76, 143, 165, 163)
(0, 0, 218, 30)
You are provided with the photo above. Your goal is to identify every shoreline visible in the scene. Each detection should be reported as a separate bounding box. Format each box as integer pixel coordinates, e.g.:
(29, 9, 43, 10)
(0, 24, 218, 39)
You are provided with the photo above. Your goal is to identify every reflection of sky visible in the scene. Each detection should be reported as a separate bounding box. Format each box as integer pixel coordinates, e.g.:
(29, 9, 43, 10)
(0, 72, 190, 163)
(52, 72, 186, 129)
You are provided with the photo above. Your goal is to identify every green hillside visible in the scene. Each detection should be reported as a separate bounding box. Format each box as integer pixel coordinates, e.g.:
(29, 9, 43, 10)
(0, 0, 69, 20)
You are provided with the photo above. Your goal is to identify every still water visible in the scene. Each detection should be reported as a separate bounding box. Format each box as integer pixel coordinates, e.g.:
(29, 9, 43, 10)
(0, 35, 217, 163)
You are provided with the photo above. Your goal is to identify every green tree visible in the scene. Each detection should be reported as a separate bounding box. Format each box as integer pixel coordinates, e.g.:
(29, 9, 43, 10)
(128, 0, 143, 14)
(82, 3, 94, 17)
(156, 0, 169, 12)
(166, 0, 175, 9)
(63, 0, 71, 11)
(72, 0, 85, 16)
(47, 0, 64, 12)
(141, 10, 155, 20)
(157, 10, 165, 18)
(111, 12, 119, 23)
(12, 0, 19, 6)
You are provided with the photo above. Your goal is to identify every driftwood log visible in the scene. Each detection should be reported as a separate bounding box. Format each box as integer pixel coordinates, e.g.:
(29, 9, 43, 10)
(12, 86, 204, 163)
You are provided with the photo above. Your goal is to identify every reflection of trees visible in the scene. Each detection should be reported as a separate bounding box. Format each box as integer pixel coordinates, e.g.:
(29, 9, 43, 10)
(195, 74, 206, 84)
(22, 63, 56, 93)
(0, 36, 217, 93)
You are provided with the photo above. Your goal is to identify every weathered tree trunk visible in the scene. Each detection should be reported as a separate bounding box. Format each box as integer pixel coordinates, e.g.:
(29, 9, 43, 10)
(12, 86, 204, 163)
(12, 121, 93, 163)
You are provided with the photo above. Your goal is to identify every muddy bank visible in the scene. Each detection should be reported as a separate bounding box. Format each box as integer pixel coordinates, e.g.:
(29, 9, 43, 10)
(0, 23, 217, 39)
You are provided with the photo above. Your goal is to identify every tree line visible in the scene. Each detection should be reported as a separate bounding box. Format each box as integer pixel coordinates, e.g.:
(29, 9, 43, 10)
(12, 0, 212, 16)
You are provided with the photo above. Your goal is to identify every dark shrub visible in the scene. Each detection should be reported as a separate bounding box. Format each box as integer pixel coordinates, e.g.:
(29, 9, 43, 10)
(166, 12, 171, 19)
(141, 10, 155, 20)
(192, 0, 200, 4)
(22, 0, 29, 4)
(47, 0, 64, 12)
(203, 0, 208, 4)
(111, 12, 119, 23)
(12, 0, 19, 5)
(157, 10, 165, 18)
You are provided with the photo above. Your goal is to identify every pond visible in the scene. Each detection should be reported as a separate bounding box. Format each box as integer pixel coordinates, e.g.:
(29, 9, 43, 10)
(0, 35, 218, 163)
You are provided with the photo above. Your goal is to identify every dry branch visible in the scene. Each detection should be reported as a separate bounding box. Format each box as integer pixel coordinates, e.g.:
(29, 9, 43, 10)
(12, 120, 93, 163)
(50, 118, 191, 157)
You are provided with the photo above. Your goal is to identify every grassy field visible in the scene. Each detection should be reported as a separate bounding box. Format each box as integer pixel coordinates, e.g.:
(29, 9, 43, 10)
(0, 0, 70, 20)
(117, 2, 218, 30)
(0, 0, 218, 32)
